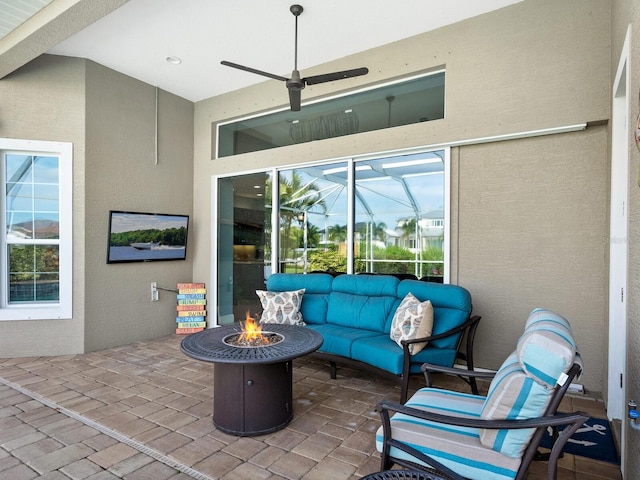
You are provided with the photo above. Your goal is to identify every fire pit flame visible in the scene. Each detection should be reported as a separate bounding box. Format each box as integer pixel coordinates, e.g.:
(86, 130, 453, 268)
(223, 311, 284, 348)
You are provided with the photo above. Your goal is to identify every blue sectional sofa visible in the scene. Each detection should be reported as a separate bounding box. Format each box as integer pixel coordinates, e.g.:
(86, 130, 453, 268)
(265, 273, 481, 402)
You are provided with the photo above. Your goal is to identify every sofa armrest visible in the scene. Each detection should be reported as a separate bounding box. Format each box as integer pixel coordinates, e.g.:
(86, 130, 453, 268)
(399, 314, 482, 401)
(399, 314, 481, 346)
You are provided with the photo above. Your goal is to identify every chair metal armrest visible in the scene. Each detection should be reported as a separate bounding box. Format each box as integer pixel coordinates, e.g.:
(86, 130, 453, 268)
(379, 399, 587, 430)
(421, 362, 497, 381)
(377, 399, 589, 480)
(403, 314, 482, 395)
(399, 314, 482, 402)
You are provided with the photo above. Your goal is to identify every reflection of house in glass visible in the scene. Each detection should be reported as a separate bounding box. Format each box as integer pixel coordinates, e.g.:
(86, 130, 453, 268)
(391, 210, 444, 252)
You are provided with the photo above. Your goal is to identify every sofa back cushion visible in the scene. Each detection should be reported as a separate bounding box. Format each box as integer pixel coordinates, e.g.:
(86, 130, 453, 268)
(266, 273, 333, 324)
(327, 274, 399, 332)
(390, 280, 472, 349)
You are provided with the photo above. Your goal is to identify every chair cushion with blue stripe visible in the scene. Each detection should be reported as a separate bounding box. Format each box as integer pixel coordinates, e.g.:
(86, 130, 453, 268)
(517, 308, 576, 388)
(375, 388, 522, 480)
(479, 352, 553, 458)
(480, 310, 577, 457)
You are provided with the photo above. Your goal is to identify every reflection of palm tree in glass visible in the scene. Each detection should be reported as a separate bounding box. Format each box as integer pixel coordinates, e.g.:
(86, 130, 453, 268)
(371, 221, 387, 244)
(401, 218, 417, 248)
(303, 223, 321, 248)
(355, 220, 386, 244)
(279, 172, 325, 266)
(328, 224, 347, 243)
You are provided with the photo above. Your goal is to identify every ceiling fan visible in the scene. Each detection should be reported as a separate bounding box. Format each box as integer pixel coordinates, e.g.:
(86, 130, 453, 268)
(221, 4, 369, 111)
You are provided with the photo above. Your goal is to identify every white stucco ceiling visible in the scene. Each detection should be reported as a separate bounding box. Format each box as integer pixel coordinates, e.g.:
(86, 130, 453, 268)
(2, 0, 523, 102)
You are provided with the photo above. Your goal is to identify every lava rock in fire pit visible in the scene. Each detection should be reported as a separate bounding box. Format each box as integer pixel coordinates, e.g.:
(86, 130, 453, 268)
(224, 332, 284, 348)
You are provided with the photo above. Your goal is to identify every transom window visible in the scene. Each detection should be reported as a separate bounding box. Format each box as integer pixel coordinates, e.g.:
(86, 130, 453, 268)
(216, 71, 445, 158)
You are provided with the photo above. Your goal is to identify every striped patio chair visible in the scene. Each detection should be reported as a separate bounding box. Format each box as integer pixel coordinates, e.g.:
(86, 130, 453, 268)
(375, 308, 589, 480)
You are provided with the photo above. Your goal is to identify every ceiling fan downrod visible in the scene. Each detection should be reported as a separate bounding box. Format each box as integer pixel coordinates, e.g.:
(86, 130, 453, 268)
(290, 4, 303, 72)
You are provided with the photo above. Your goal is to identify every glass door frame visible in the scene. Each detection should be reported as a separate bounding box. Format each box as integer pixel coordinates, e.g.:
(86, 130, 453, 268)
(211, 146, 450, 327)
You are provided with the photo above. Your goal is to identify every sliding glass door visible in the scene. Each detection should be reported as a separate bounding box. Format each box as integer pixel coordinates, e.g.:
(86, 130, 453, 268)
(216, 172, 272, 324)
(214, 148, 448, 325)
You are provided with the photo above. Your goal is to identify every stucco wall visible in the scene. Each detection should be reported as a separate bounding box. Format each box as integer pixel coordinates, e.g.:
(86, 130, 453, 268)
(0, 55, 86, 356)
(0, 55, 195, 355)
(193, 0, 611, 392)
(456, 127, 608, 386)
(83, 61, 195, 352)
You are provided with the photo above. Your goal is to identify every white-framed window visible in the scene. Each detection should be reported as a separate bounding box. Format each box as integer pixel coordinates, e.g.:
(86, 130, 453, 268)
(0, 138, 73, 320)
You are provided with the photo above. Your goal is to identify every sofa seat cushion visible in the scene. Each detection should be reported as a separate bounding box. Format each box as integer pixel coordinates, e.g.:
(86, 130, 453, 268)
(375, 388, 521, 480)
(351, 334, 457, 375)
(306, 324, 380, 358)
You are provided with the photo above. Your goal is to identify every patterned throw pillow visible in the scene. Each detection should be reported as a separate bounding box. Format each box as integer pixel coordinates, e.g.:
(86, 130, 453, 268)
(256, 289, 306, 325)
(389, 292, 434, 355)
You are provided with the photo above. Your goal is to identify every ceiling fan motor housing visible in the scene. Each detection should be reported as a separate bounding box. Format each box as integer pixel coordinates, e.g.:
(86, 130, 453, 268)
(287, 71, 304, 91)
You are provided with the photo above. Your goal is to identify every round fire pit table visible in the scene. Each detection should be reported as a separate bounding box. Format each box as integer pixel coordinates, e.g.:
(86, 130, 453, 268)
(181, 324, 323, 436)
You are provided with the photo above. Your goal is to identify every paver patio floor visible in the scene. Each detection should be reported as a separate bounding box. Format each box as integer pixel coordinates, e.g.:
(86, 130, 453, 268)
(0, 335, 622, 479)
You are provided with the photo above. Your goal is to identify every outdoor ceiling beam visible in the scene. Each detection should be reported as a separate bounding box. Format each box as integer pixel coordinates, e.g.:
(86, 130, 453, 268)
(0, 0, 128, 80)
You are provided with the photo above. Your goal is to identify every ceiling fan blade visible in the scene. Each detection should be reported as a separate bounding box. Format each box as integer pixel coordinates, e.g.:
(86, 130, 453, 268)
(289, 88, 301, 111)
(304, 67, 369, 86)
(220, 60, 289, 82)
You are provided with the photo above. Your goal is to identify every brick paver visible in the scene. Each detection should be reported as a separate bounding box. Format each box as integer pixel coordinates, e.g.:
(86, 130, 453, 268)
(0, 386, 182, 479)
(0, 335, 623, 480)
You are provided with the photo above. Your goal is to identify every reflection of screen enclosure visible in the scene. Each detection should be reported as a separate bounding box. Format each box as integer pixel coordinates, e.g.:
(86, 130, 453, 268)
(216, 149, 446, 325)
(279, 151, 445, 278)
(107, 211, 189, 263)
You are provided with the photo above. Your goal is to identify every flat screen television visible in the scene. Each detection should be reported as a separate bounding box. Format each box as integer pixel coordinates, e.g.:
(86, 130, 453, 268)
(107, 210, 189, 263)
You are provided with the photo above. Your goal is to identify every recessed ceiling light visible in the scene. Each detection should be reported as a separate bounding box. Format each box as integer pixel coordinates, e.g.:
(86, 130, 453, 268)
(166, 56, 182, 65)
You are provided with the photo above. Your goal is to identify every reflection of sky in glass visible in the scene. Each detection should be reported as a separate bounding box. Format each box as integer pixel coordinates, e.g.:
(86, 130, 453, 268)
(280, 151, 444, 232)
(110, 213, 188, 233)
(6, 155, 58, 183)
(5, 154, 61, 239)
(6, 154, 31, 178)
(6, 183, 33, 210)
(33, 156, 59, 183)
